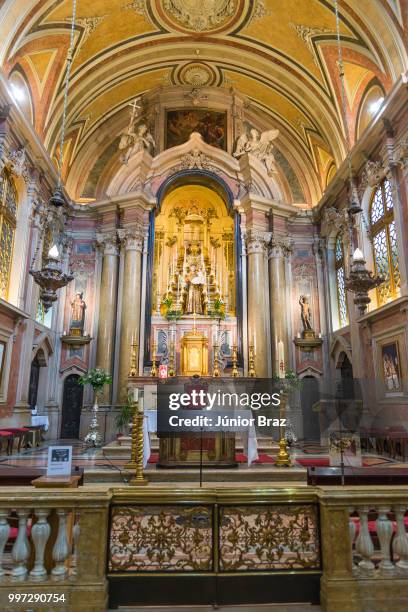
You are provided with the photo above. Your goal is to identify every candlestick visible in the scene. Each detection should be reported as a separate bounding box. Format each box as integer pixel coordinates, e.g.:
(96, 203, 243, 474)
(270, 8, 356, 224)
(150, 342, 158, 377)
(129, 398, 148, 485)
(278, 340, 285, 379)
(275, 393, 291, 467)
(248, 344, 256, 378)
(213, 344, 221, 377)
(129, 341, 139, 377)
(168, 341, 176, 377)
(231, 344, 239, 377)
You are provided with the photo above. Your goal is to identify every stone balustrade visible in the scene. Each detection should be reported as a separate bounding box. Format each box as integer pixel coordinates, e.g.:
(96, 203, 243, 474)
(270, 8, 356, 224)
(0, 485, 405, 611)
(349, 504, 408, 577)
(0, 488, 110, 611)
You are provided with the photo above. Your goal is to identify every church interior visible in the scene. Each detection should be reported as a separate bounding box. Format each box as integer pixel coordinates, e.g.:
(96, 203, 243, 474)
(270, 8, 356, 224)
(0, 0, 407, 610)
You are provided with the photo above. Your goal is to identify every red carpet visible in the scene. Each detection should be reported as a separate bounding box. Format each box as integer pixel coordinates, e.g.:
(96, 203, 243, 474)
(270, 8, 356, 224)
(148, 453, 391, 466)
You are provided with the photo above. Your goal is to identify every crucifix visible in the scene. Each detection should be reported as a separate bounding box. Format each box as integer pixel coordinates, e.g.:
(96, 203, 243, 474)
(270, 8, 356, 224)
(127, 97, 141, 132)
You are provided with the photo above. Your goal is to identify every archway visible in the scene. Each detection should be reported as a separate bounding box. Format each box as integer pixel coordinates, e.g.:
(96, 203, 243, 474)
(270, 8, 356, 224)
(144, 174, 243, 369)
(61, 374, 84, 439)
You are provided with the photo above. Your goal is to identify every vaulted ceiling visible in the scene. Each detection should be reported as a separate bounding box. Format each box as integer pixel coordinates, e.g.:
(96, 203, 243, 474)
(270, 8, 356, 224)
(1, 0, 407, 204)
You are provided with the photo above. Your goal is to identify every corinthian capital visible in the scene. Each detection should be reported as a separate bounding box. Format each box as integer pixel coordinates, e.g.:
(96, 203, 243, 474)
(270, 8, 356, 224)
(270, 234, 293, 258)
(95, 231, 119, 256)
(246, 229, 272, 255)
(117, 226, 144, 251)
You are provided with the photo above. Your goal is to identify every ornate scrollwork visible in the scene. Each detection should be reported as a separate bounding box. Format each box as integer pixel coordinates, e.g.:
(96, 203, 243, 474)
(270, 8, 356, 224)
(219, 504, 320, 571)
(109, 505, 213, 571)
(360, 159, 389, 189)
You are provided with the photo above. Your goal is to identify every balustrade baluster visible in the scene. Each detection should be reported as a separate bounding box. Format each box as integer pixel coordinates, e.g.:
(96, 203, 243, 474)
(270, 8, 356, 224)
(29, 508, 51, 581)
(51, 510, 69, 580)
(71, 513, 80, 574)
(392, 505, 408, 572)
(0, 511, 10, 578)
(376, 506, 395, 575)
(11, 510, 30, 580)
(349, 507, 357, 572)
(355, 506, 375, 576)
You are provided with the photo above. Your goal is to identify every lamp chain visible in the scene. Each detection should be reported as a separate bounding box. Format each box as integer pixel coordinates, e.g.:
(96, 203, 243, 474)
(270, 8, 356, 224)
(57, 0, 78, 188)
(333, 0, 357, 251)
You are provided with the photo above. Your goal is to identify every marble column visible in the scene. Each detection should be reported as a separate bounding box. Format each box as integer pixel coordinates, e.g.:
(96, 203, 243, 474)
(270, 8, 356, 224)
(268, 238, 291, 377)
(117, 227, 144, 402)
(246, 229, 271, 377)
(95, 232, 119, 403)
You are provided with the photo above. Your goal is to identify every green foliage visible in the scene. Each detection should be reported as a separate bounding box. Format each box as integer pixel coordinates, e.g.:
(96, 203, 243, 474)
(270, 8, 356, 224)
(165, 309, 182, 321)
(115, 395, 134, 432)
(272, 370, 302, 392)
(78, 368, 112, 392)
(209, 297, 226, 320)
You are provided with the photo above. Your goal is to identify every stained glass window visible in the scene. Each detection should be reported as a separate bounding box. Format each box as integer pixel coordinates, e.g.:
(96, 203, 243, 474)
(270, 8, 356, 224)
(370, 179, 400, 306)
(0, 170, 18, 299)
(335, 233, 348, 327)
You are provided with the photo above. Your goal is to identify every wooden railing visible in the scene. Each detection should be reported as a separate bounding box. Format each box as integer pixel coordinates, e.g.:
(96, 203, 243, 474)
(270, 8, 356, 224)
(0, 485, 406, 611)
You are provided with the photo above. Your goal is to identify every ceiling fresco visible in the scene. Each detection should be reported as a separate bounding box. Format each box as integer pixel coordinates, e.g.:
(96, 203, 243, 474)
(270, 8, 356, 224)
(0, 0, 406, 204)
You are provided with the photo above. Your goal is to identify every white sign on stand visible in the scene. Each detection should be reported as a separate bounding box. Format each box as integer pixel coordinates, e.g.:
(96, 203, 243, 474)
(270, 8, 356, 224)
(47, 446, 73, 477)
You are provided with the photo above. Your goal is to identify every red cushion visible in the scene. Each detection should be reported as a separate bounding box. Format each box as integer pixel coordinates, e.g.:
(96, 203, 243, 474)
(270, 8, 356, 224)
(350, 515, 408, 537)
(4, 428, 29, 433)
(8, 525, 32, 540)
(0, 431, 12, 437)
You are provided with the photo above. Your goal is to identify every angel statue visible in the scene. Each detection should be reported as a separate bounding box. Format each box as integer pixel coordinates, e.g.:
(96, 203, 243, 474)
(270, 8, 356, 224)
(119, 123, 155, 164)
(234, 127, 279, 175)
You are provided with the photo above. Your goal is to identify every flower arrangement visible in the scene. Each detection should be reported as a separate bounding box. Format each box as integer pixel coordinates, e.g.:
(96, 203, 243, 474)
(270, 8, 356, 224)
(79, 368, 112, 396)
(161, 295, 182, 321)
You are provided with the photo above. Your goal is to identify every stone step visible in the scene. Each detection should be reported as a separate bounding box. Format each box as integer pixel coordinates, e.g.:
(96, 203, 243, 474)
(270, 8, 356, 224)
(84, 464, 306, 484)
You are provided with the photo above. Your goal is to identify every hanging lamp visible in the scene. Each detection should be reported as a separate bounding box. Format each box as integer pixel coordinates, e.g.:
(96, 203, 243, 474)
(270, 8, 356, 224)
(332, 0, 383, 314)
(29, 0, 77, 310)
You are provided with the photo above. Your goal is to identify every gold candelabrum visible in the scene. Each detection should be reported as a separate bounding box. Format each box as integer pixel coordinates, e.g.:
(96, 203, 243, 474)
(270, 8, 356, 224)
(213, 343, 221, 377)
(126, 399, 148, 486)
(248, 344, 256, 377)
(150, 342, 158, 377)
(128, 342, 138, 377)
(275, 392, 291, 467)
(168, 341, 176, 377)
(231, 345, 239, 377)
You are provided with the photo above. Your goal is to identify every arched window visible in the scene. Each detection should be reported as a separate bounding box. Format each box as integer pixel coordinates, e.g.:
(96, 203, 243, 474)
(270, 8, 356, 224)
(335, 233, 348, 327)
(0, 170, 18, 299)
(370, 179, 400, 306)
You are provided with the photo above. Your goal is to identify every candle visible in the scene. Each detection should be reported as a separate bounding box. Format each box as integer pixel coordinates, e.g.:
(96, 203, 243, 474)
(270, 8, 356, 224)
(133, 387, 138, 402)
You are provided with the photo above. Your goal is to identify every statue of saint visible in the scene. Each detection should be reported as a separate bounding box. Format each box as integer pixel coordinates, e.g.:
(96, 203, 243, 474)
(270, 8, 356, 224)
(184, 265, 206, 315)
(70, 292, 86, 332)
(119, 123, 155, 164)
(299, 295, 312, 331)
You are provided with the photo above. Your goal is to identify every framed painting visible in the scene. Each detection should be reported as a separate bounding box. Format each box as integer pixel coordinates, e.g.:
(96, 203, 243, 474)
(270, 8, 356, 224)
(381, 341, 401, 392)
(166, 108, 227, 150)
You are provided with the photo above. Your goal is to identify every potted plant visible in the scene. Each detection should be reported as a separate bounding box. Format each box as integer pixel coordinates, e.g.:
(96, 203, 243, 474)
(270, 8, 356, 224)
(115, 394, 134, 436)
(79, 368, 112, 446)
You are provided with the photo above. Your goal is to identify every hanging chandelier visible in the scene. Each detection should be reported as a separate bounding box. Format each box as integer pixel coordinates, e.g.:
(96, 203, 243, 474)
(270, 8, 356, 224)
(333, 0, 383, 314)
(29, 0, 77, 310)
(30, 245, 74, 312)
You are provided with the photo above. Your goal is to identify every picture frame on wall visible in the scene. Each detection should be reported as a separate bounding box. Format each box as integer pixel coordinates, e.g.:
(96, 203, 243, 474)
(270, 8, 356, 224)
(381, 341, 402, 393)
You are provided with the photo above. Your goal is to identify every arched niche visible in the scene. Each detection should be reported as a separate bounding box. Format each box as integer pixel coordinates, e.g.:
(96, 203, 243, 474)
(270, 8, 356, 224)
(143, 170, 243, 368)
